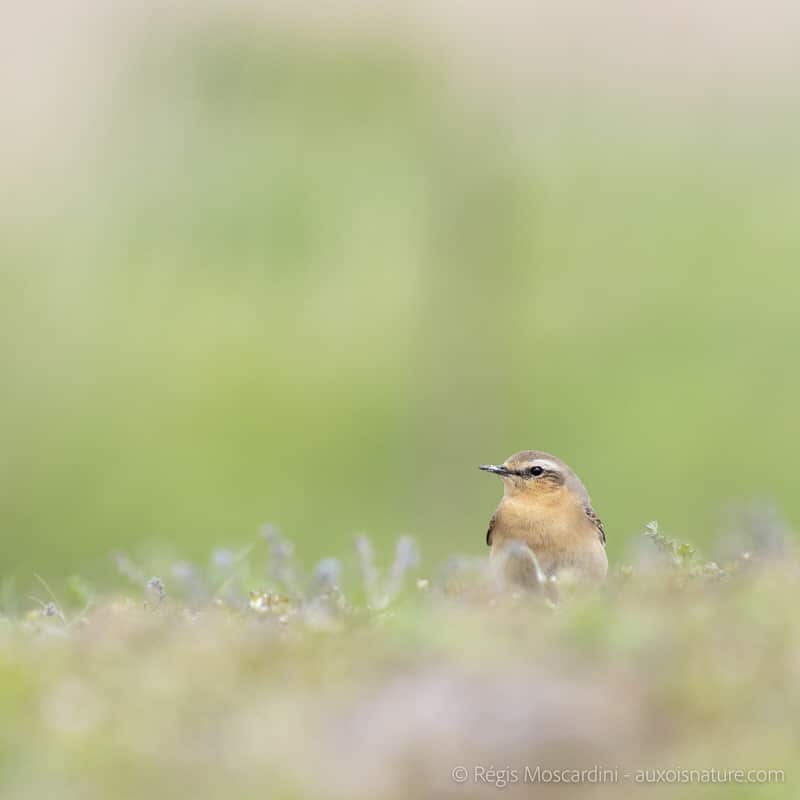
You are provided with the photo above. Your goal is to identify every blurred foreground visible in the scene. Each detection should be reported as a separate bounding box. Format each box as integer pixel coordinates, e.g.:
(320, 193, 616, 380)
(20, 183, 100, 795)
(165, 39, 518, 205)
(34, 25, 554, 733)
(0, 527, 796, 799)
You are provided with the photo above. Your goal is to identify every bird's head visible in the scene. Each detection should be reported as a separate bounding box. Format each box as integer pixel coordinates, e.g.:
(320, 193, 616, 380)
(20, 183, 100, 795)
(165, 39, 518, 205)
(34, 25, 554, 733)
(479, 450, 589, 503)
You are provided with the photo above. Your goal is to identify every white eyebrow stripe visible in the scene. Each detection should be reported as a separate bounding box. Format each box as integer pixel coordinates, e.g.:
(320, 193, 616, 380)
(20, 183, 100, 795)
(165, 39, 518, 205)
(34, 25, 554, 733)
(531, 459, 561, 472)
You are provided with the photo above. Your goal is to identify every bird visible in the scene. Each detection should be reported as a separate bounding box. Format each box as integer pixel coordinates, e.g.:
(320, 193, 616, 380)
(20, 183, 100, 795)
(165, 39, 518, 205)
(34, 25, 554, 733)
(479, 450, 607, 588)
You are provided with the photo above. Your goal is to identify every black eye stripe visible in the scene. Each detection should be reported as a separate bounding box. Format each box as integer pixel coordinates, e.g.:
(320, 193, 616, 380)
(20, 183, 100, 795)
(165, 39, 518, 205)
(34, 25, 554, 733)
(509, 465, 551, 478)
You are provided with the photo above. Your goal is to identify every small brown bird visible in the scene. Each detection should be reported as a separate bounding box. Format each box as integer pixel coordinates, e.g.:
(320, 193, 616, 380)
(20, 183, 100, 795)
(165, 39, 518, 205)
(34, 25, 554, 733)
(480, 450, 608, 587)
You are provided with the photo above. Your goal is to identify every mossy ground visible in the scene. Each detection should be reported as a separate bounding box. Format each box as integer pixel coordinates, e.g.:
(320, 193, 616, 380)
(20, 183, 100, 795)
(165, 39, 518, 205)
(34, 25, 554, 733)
(0, 526, 796, 799)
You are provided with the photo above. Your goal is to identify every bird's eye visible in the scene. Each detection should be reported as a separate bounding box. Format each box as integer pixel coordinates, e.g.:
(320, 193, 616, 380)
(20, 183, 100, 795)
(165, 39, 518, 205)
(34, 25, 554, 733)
(529, 465, 544, 477)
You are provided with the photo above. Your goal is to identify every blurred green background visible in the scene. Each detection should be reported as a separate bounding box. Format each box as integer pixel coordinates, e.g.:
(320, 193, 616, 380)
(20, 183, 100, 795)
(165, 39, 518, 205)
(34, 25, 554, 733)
(2, 4, 799, 576)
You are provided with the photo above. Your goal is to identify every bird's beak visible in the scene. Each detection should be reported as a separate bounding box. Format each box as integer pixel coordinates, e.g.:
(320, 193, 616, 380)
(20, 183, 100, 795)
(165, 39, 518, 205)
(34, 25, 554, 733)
(479, 464, 511, 476)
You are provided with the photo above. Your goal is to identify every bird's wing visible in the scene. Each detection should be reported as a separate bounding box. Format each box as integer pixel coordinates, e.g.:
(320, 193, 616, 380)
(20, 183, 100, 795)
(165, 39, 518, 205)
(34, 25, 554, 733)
(584, 504, 606, 545)
(486, 511, 497, 546)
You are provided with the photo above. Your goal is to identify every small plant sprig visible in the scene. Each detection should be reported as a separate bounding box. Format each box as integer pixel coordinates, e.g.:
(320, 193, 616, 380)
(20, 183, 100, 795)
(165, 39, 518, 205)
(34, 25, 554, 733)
(145, 576, 166, 610)
(355, 534, 420, 610)
(644, 521, 695, 565)
(644, 521, 725, 580)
